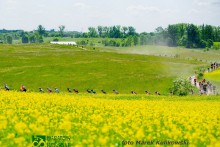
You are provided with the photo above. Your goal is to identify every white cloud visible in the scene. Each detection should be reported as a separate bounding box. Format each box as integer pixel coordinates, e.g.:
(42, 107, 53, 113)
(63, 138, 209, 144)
(4, 0, 18, 10)
(6, 0, 17, 4)
(74, 2, 91, 9)
(126, 5, 176, 16)
(197, 1, 209, 6)
(193, 0, 216, 6)
(212, 1, 220, 6)
(187, 9, 200, 14)
(37, 4, 47, 9)
(127, 5, 161, 13)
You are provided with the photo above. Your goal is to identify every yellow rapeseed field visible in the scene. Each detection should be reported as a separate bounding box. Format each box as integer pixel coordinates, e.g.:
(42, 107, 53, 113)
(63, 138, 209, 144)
(0, 90, 219, 147)
(205, 69, 220, 81)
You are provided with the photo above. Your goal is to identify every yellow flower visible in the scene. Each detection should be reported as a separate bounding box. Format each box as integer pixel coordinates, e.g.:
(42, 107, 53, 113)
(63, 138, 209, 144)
(98, 137, 108, 145)
(135, 128, 145, 139)
(101, 125, 109, 134)
(0, 90, 219, 146)
(6, 133, 15, 139)
(0, 120, 7, 129)
(14, 122, 27, 134)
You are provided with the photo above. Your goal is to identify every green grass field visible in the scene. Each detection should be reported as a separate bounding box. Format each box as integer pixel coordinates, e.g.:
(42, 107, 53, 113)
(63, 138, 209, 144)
(0, 44, 208, 94)
(44, 37, 220, 62)
(1, 42, 220, 93)
(106, 45, 220, 62)
(213, 42, 220, 49)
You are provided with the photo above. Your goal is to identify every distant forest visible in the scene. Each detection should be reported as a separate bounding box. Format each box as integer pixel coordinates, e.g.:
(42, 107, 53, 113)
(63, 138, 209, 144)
(0, 23, 220, 49)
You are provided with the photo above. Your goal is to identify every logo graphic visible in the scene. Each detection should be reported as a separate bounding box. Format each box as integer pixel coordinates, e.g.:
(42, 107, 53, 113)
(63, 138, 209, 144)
(32, 135, 72, 147)
(32, 135, 47, 147)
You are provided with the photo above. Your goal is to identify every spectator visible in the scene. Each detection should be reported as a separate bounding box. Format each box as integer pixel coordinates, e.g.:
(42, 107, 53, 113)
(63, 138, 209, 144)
(194, 79, 197, 86)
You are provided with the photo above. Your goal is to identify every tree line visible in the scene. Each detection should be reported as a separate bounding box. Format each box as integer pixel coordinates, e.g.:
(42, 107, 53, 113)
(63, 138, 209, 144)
(78, 26, 137, 38)
(77, 24, 220, 49)
(0, 25, 71, 44)
(0, 23, 220, 49)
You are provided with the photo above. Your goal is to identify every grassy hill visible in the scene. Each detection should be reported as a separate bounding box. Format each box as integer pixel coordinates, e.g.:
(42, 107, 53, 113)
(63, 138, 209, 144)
(106, 45, 220, 62)
(0, 44, 206, 94)
(44, 37, 220, 62)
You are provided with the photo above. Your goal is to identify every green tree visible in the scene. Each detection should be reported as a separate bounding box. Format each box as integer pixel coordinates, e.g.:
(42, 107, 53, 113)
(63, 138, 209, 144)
(82, 32, 89, 38)
(155, 26, 164, 33)
(178, 23, 187, 38)
(125, 36, 133, 46)
(97, 26, 103, 37)
(102, 26, 109, 38)
(109, 26, 121, 38)
(213, 27, 219, 41)
(206, 39, 213, 48)
(169, 78, 193, 96)
(6, 35, 13, 44)
(22, 35, 29, 43)
(29, 34, 36, 43)
(37, 25, 46, 36)
(140, 34, 147, 45)
(204, 25, 214, 41)
(133, 35, 139, 46)
(167, 25, 178, 46)
(88, 27, 98, 38)
(167, 37, 173, 47)
(122, 26, 128, 38)
(177, 35, 187, 46)
(201, 24, 205, 40)
(12, 33, 20, 40)
(39, 36, 44, 43)
(199, 40, 207, 48)
(186, 24, 200, 48)
(127, 26, 136, 36)
(154, 27, 168, 45)
(216, 26, 220, 41)
(34, 32, 43, 43)
(58, 25, 65, 37)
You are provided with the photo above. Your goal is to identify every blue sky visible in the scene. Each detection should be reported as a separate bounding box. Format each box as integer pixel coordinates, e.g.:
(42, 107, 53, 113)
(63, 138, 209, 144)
(0, 0, 220, 32)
